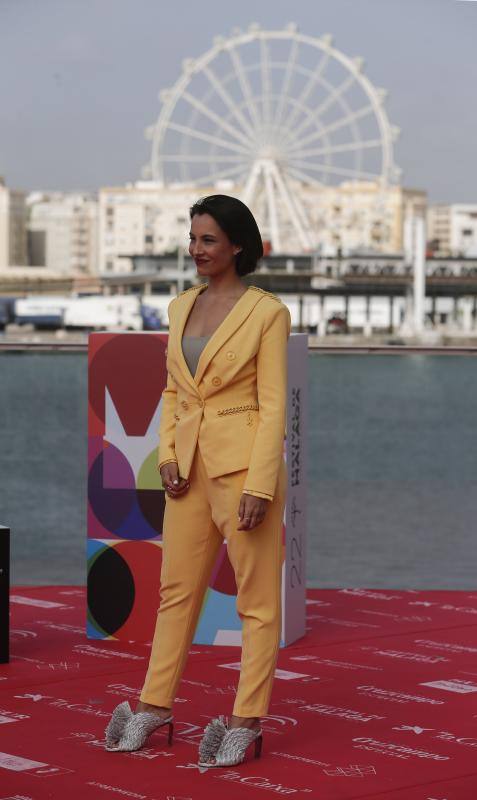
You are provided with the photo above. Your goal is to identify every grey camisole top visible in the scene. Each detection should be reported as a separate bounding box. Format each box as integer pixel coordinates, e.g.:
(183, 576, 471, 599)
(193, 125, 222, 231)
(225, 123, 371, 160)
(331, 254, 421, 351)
(182, 334, 211, 378)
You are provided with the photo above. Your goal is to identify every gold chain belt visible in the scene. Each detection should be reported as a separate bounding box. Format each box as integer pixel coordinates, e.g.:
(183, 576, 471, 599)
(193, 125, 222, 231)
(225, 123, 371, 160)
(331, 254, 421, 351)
(217, 403, 259, 416)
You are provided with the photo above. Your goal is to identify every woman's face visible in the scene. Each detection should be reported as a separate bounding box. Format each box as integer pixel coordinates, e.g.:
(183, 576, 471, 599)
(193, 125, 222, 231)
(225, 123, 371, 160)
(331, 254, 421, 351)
(189, 213, 241, 277)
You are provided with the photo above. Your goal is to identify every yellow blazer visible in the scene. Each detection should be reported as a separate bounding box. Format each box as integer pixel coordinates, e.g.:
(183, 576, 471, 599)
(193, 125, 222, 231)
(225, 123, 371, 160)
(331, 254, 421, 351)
(158, 283, 291, 501)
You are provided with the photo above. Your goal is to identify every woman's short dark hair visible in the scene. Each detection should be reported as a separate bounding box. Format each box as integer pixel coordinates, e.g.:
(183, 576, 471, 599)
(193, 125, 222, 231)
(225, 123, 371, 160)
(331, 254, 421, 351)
(189, 194, 263, 276)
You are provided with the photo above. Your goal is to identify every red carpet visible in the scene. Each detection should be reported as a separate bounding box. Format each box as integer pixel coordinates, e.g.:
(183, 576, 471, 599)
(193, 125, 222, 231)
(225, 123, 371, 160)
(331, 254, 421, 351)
(2, 586, 477, 799)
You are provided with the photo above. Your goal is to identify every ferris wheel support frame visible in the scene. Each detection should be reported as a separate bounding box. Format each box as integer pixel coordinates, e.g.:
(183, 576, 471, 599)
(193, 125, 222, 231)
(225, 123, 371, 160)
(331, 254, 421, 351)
(242, 159, 315, 252)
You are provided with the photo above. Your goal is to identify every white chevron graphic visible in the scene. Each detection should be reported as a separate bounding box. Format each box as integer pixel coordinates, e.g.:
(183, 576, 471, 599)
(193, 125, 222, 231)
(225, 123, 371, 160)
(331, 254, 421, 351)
(103, 386, 163, 484)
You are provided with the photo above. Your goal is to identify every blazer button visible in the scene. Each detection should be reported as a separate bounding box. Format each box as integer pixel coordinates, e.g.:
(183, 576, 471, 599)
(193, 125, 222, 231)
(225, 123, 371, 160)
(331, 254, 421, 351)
(212, 376, 222, 387)
(181, 400, 189, 410)
(226, 351, 236, 360)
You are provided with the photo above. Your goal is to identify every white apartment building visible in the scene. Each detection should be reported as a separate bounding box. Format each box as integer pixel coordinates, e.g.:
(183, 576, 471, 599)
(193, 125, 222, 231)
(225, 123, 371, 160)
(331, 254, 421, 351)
(98, 179, 427, 273)
(98, 182, 204, 273)
(27, 192, 98, 274)
(427, 204, 477, 257)
(0, 177, 28, 267)
(299, 181, 427, 255)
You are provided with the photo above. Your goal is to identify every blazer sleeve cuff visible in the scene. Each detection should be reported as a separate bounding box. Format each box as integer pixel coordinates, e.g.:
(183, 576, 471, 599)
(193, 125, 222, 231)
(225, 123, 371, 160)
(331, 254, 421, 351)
(157, 457, 179, 470)
(242, 488, 274, 501)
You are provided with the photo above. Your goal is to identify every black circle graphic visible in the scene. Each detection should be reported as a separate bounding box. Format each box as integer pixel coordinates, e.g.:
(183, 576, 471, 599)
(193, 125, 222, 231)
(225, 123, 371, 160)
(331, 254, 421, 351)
(88, 547, 135, 636)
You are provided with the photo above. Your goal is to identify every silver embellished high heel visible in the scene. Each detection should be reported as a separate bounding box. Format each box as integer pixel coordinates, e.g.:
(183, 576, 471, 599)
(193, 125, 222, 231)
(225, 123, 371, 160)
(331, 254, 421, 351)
(201, 722, 263, 768)
(197, 715, 228, 767)
(105, 702, 173, 752)
(104, 701, 133, 749)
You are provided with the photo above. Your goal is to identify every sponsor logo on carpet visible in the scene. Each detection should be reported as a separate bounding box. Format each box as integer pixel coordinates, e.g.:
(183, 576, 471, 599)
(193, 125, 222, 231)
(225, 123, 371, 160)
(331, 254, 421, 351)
(72, 645, 144, 661)
(37, 621, 85, 634)
(358, 609, 432, 623)
(391, 723, 477, 749)
(14, 693, 51, 702)
(216, 771, 313, 794)
(106, 683, 188, 703)
(270, 752, 331, 767)
(10, 630, 37, 638)
(408, 601, 435, 608)
(278, 697, 308, 706)
(306, 614, 380, 629)
(86, 782, 162, 798)
(261, 716, 298, 730)
(360, 646, 448, 664)
(352, 737, 450, 761)
(356, 685, 444, 705)
(393, 725, 434, 734)
(35, 661, 80, 672)
(305, 599, 331, 606)
(290, 654, 383, 672)
(11, 655, 44, 665)
(203, 685, 237, 695)
(0, 795, 34, 800)
(339, 589, 402, 601)
(0, 751, 74, 775)
(14, 694, 110, 718)
(439, 603, 477, 615)
(49, 699, 110, 717)
(12, 656, 79, 671)
(415, 638, 477, 655)
(10, 596, 71, 609)
(0, 710, 29, 724)
(272, 758, 379, 778)
(181, 678, 212, 688)
(219, 663, 309, 680)
(324, 764, 376, 777)
(434, 731, 477, 748)
(298, 703, 385, 723)
(106, 683, 141, 697)
(420, 679, 477, 694)
(409, 600, 477, 616)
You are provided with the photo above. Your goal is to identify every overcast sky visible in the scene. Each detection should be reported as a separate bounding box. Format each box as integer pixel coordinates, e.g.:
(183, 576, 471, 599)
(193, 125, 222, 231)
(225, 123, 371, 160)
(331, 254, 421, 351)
(1, 0, 476, 203)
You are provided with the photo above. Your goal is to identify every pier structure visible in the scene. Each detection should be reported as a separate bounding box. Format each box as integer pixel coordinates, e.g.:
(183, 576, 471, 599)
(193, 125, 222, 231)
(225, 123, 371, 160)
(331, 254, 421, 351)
(2, 253, 477, 336)
(107, 252, 477, 336)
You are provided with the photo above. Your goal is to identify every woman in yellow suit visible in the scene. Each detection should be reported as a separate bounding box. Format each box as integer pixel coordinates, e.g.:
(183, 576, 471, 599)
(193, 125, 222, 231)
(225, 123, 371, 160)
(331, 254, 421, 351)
(105, 195, 291, 767)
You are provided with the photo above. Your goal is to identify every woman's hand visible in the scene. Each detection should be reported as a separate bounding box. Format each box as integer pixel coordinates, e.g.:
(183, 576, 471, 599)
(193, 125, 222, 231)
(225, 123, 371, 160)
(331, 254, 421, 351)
(159, 462, 190, 498)
(237, 493, 269, 531)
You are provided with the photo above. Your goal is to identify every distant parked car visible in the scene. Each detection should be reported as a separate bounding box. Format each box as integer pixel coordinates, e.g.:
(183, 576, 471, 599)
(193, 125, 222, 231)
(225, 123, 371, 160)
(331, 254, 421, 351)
(326, 313, 348, 334)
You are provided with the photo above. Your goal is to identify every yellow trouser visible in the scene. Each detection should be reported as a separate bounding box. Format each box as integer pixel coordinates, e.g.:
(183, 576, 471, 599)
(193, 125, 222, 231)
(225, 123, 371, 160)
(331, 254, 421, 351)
(140, 443, 286, 717)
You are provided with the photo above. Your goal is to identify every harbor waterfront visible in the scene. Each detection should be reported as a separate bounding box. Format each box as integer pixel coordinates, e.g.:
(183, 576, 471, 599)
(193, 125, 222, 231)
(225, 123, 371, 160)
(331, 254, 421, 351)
(2, 342, 476, 589)
(4, 252, 477, 341)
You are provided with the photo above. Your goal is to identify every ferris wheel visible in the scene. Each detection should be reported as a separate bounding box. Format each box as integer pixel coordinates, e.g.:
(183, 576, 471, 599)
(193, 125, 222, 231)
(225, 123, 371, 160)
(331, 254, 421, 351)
(143, 23, 401, 252)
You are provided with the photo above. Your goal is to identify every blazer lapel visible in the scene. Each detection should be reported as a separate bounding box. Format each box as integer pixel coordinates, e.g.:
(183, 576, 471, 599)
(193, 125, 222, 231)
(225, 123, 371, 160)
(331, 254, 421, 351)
(173, 284, 264, 391)
(194, 287, 263, 385)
